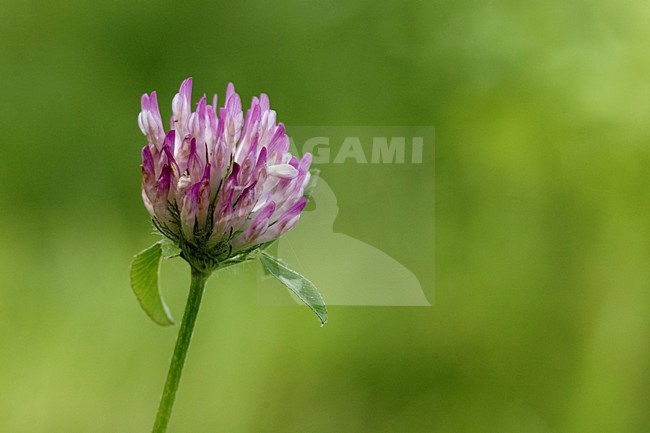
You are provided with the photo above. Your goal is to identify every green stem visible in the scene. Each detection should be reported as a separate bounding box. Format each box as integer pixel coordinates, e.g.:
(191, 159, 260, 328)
(152, 268, 209, 433)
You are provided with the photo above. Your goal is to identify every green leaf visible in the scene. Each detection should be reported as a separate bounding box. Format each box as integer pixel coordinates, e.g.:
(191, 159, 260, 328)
(160, 237, 181, 259)
(130, 242, 175, 326)
(259, 252, 327, 325)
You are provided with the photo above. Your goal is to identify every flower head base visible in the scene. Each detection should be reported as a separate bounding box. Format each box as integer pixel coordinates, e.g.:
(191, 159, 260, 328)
(139, 78, 311, 273)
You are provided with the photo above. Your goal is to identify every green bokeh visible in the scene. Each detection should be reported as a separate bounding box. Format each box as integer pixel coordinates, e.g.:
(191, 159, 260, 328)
(0, 0, 648, 432)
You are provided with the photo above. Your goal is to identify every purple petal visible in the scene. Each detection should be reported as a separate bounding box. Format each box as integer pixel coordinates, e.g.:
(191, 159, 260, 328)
(226, 82, 235, 103)
(141, 146, 156, 202)
(230, 198, 274, 250)
(140, 93, 150, 111)
(283, 197, 307, 221)
(259, 94, 270, 112)
(187, 138, 204, 182)
(180, 78, 192, 101)
(299, 152, 312, 171)
(149, 91, 161, 118)
(141, 145, 154, 175)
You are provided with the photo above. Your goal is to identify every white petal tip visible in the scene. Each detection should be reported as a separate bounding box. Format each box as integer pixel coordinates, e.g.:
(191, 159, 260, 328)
(267, 164, 298, 179)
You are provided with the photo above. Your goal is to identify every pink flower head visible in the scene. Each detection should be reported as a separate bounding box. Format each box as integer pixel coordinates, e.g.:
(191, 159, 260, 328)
(139, 78, 312, 270)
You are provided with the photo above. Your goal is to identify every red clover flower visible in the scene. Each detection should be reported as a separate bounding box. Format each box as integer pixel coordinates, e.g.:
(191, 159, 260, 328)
(139, 78, 312, 273)
(130, 78, 326, 433)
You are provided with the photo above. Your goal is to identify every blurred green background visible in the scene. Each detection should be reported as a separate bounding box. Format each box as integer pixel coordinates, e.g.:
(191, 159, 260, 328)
(1, 0, 649, 432)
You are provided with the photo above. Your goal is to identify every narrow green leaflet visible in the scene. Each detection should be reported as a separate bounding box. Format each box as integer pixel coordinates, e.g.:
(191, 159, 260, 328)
(259, 252, 327, 325)
(130, 242, 175, 326)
